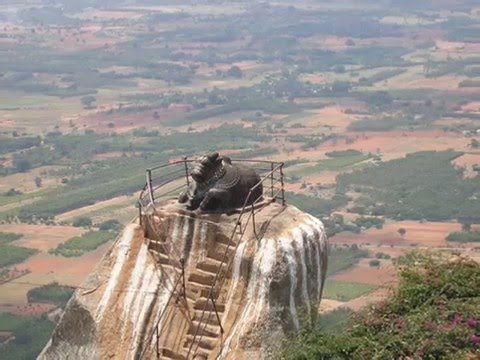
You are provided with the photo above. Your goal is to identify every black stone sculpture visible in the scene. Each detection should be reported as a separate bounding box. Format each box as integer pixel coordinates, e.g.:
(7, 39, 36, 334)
(178, 152, 263, 211)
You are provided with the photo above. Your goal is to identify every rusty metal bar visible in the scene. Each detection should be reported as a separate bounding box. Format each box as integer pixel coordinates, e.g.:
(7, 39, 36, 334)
(183, 156, 190, 187)
(147, 169, 154, 205)
(211, 293, 224, 335)
(138, 202, 142, 227)
(156, 325, 160, 359)
(180, 258, 186, 302)
(280, 163, 285, 205)
(251, 204, 257, 238)
(270, 162, 274, 197)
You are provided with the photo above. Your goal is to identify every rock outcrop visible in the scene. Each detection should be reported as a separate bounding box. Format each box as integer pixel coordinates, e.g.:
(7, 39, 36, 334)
(39, 200, 327, 359)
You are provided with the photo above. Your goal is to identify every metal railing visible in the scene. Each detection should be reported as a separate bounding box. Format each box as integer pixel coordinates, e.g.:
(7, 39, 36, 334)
(138, 156, 286, 359)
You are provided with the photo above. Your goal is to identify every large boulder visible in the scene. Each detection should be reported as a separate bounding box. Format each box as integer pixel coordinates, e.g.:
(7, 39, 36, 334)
(39, 201, 328, 359)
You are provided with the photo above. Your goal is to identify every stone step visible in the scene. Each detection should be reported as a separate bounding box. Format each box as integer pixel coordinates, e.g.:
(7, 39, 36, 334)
(194, 298, 225, 313)
(199, 287, 220, 300)
(187, 321, 220, 338)
(215, 234, 237, 247)
(148, 239, 167, 254)
(192, 310, 220, 326)
(188, 271, 215, 287)
(160, 348, 186, 360)
(184, 334, 216, 351)
(196, 260, 225, 275)
(183, 346, 209, 360)
(206, 249, 233, 263)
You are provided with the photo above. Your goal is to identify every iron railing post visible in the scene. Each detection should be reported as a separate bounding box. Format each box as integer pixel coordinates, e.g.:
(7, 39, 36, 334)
(251, 204, 257, 238)
(270, 162, 274, 197)
(138, 201, 142, 227)
(156, 325, 160, 359)
(211, 293, 224, 335)
(183, 156, 190, 187)
(180, 258, 186, 302)
(280, 163, 285, 205)
(147, 169, 154, 205)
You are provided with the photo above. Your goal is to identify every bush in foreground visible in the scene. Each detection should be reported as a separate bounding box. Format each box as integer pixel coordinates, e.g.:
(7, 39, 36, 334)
(281, 253, 480, 359)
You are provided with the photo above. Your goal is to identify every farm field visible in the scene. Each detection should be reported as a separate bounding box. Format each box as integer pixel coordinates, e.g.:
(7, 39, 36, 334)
(0, 0, 479, 357)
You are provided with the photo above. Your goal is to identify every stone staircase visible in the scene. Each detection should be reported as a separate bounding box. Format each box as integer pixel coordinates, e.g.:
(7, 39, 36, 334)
(147, 233, 237, 360)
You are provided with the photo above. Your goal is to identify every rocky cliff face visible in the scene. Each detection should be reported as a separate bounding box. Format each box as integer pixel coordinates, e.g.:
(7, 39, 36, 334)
(39, 201, 327, 360)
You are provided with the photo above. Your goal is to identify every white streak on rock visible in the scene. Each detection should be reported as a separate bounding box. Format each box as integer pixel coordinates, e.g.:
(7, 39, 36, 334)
(222, 241, 246, 324)
(95, 224, 136, 321)
(221, 238, 276, 357)
(292, 228, 311, 316)
(121, 242, 149, 336)
(279, 236, 300, 330)
(131, 263, 158, 352)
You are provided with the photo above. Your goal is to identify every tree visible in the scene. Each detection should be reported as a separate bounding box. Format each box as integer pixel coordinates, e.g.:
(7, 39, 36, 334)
(72, 217, 92, 228)
(34, 176, 42, 188)
(471, 139, 479, 148)
(80, 95, 97, 109)
(461, 222, 472, 232)
(14, 159, 31, 172)
(227, 65, 243, 78)
(398, 228, 406, 237)
(98, 219, 121, 232)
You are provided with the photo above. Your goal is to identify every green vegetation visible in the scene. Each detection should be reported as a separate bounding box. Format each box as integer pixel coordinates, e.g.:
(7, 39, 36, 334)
(315, 308, 354, 334)
(338, 151, 480, 222)
(1, 315, 55, 360)
(0, 232, 22, 245)
(0, 244, 37, 268)
(281, 253, 480, 359)
(27, 282, 74, 306)
(72, 217, 92, 227)
(49, 231, 116, 257)
(353, 216, 385, 230)
(287, 192, 349, 219)
(293, 154, 372, 177)
(369, 259, 381, 267)
(327, 246, 370, 277)
(446, 231, 480, 243)
(0, 136, 40, 155)
(325, 149, 362, 158)
(98, 219, 122, 232)
(323, 281, 377, 301)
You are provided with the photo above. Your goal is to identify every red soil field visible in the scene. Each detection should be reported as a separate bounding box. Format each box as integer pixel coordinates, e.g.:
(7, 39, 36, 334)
(81, 104, 191, 133)
(0, 224, 85, 251)
(15, 242, 110, 287)
(331, 258, 398, 286)
(331, 220, 463, 248)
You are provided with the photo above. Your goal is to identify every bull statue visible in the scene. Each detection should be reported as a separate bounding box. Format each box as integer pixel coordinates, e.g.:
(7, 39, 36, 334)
(178, 152, 263, 211)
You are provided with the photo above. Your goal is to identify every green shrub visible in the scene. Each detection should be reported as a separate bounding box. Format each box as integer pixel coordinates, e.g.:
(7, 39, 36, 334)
(72, 217, 92, 227)
(27, 282, 74, 306)
(281, 253, 480, 360)
(98, 219, 122, 232)
(354, 216, 385, 230)
(369, 259, 380, 267)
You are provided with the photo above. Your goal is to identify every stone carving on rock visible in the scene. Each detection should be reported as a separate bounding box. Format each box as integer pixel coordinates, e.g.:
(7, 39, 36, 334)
(178, 152, 263, 211)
